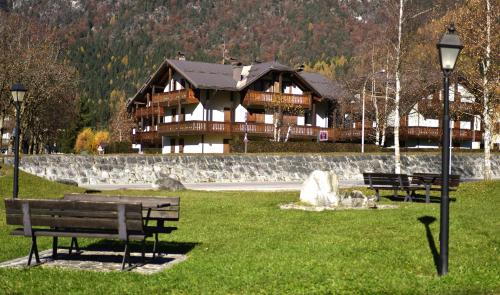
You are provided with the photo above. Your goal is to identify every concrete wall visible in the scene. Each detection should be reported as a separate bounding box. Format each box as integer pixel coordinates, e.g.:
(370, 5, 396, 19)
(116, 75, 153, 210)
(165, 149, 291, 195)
(9, 153, 500, 186)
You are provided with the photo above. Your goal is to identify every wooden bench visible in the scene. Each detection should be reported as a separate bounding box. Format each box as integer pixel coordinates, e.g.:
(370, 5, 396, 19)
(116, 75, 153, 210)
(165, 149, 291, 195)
(64, 194, 180, 258)
(411, 173, 461, 203)
(363, 173, 421, 202)
(5, 199, 146, 270)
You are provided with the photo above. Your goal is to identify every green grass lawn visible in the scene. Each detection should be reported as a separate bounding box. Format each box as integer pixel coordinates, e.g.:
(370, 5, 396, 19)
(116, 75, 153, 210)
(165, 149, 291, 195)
(0, 166, 499, 294)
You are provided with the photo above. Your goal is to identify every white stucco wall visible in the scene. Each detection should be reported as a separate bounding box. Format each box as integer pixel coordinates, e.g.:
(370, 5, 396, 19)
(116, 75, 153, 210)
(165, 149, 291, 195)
(460, 121, 471, 130)
(297, 116, 305, 126)
(207, 91, 232, 122)
(185, 103, 204, 121)
(162, 135, 225, 154)
(458, 84, 475, 103)
(315, 102, 329, 128)
(163, 78, 184, 92)
(265, 114, 274, 124)
(234, 104, 248, 123)
(284, 85, 303, 95)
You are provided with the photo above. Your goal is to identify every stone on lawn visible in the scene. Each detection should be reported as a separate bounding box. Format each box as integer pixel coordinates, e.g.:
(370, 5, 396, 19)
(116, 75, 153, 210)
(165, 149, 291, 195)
(300, 170, 340, 206)
(153, 177, 185, 191)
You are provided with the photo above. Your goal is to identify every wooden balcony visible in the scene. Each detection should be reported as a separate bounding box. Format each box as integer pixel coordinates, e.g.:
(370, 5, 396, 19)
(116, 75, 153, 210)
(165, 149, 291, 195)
(336, 126, 483, 142)
(151, 89, 198, 107)
(243, 90, 311, 108)
(157, 121, 334, 140)
(417, 99, 482, 117)
(134, 106, 165, 118)
(132, 131, 161, 143)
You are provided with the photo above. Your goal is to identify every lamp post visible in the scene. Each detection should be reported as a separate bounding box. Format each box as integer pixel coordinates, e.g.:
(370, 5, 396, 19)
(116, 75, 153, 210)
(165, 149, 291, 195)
(436, 24, 463, 276)
(10, 83, 26, 199)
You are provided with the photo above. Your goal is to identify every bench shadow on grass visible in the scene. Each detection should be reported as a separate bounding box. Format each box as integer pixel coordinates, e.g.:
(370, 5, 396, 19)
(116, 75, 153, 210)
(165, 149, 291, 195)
(418, 216, 439, 275)
(56, 240, 198, 265)
(386, 194, 456, 203)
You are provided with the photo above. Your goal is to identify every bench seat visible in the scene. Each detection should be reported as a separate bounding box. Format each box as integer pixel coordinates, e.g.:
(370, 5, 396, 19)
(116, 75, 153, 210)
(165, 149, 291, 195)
(10, 228, 146, 241)
(5, 199, 147, 270)
(363, 173, 423, 202)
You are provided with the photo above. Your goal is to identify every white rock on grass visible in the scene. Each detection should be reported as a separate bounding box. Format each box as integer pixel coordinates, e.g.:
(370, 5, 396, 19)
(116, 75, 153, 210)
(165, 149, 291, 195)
(300, 170, 340, 206)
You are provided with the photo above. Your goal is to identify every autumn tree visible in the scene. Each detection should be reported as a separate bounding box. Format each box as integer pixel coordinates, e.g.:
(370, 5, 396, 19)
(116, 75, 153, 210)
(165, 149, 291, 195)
(108, 91, 134, 143)
(450, 0, 498, 179)
(410, 0, 499, 180)
(74, 128, 94, 153)
(0, 13, 79, 154)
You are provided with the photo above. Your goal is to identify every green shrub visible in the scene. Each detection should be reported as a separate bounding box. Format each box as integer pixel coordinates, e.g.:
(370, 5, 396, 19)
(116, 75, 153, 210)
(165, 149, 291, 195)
(105, 141, 133, 154)
(230, 140, 386, 153)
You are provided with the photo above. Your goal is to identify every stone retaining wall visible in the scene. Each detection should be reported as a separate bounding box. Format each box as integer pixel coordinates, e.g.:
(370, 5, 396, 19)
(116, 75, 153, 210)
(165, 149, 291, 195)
(5, 153, 500, 185)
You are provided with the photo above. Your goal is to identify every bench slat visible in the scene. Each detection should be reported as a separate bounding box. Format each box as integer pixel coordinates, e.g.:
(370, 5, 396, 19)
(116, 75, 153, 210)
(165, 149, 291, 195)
(5, 199, 141, 212)
(64, 194, 180, 206)
(10, 229, 146, 241)
(5, 208, 142, 219)
(6, 214, 144, 231)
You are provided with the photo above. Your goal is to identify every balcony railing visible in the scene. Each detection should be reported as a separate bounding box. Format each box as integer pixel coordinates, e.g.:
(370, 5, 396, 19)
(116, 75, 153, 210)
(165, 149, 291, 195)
(243, 90, 311, 108)
(157, 121, 333, 139)
(134, 106, 165, 118)
(151, 89, 198, 106)
(132, 131, 160, 143)
(337, 126, 483, 142)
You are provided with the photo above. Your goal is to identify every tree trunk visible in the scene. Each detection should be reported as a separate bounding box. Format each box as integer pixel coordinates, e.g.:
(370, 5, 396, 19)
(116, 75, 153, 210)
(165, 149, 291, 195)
(381, 52, 390, 147)
(372, 47, 380, 145)
(483, 0, 492, 180)
(393, 0, 404, 174)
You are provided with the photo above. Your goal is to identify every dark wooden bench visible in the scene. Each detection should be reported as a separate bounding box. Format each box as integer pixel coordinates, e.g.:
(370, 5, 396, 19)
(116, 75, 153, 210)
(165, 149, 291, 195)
(411, 173, 461, 203)
(63, 194, 180, 258)
(363, 173, 421, 202)
(5, 199, 146, 270)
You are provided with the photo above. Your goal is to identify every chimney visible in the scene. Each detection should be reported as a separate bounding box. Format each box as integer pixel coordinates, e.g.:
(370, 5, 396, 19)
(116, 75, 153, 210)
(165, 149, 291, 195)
(232, 64, 243, 81)
(177, 51, 186, 61)
(230, 58, 243, 81)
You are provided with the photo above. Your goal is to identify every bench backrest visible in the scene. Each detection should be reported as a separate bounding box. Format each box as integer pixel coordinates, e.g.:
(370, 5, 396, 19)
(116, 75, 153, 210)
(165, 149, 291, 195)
(4, 199, 143, 239)
(411, 173, 461, 188)
(63, 194, 180, 221)
(363, 173, 410, 187)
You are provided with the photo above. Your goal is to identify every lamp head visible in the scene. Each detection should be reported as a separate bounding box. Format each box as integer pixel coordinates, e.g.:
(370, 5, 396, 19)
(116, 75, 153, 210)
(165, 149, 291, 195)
(437, 24, 464, 72)
(10, 83, 27, 103)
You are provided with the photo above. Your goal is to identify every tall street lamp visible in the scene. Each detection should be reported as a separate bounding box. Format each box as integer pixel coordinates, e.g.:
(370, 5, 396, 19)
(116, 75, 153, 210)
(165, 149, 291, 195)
(10, 83, 26, 199)
(436, 24, 463, 276)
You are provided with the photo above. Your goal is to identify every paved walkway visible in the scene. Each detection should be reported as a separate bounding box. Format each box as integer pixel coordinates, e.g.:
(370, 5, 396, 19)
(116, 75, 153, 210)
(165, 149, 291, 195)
(0, 249, 187, 274)
(79, 180, 365, 192)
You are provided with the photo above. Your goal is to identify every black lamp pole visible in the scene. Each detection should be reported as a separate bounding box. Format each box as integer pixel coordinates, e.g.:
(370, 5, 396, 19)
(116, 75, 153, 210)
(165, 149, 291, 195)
(10, 83, 27, 199)
(440, 70, 451, 275)
(436, 24, 463, 276)
(13, 101, 21, 198)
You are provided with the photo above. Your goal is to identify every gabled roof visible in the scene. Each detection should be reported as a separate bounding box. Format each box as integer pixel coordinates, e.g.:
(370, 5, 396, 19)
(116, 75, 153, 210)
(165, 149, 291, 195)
(167, 59, 237, 90)
(299, 72, 339, 100)
(128, 59, 339, 107)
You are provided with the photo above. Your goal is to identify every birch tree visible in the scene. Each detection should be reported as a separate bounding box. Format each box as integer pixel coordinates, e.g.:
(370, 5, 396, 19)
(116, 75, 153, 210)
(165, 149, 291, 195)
(455, 0, 499, 180)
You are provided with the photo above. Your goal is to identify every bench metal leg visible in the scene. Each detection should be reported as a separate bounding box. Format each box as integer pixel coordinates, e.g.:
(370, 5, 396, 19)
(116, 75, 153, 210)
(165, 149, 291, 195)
(425, 185, 431, 203)
(152, 233, 159, 259)
(27, 236, 41, 266)
(393, 189, 398, 199)
(141, 239, 146, 262)
(52, 237, 58, 259)
(69, 237, 80, 255)
(375, 189, 380, 201)
(404, 190, 413, 202)
(121, 241, 130, 270)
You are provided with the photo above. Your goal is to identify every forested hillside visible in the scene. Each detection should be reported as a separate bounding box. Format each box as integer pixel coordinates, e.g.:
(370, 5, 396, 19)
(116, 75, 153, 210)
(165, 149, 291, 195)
(5, 0, 364, 128)
(4, 0, 465, 130)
